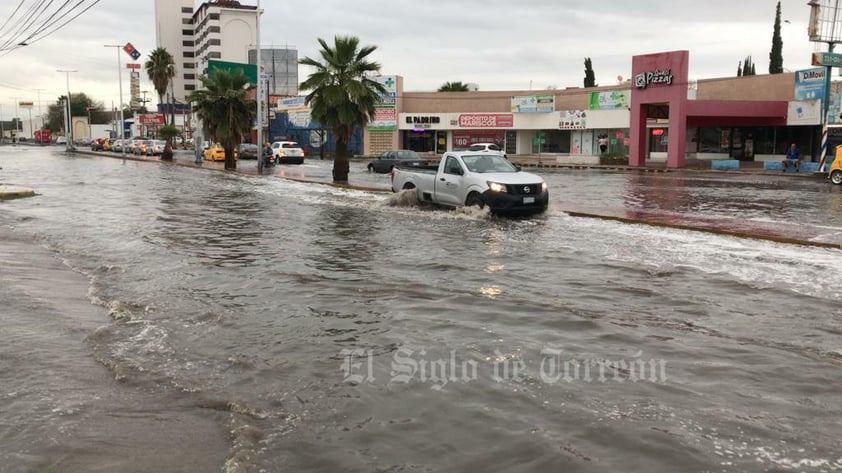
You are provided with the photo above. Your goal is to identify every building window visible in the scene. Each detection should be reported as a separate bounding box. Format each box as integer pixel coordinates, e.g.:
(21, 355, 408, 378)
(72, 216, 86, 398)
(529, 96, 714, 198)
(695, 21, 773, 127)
(181, 7, 192, 13)
(182, 41, 194, 47)
(182, 29, 192, 36)
(209, 26, 220, 33)
(183, 51, 194, 58)
(182, 18, 191, 25)
(185, 74, 196, 80)
(208, 39, 220, 46)
(185, 84, 196, 91)
(208, 52, 221, 59)
(183, 62, 195, 69)
(210, 13, 219, 20)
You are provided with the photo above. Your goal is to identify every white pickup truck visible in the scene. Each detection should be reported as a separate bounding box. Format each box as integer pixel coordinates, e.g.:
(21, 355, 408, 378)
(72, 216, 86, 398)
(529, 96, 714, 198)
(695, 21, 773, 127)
(390, 151, 549, 214)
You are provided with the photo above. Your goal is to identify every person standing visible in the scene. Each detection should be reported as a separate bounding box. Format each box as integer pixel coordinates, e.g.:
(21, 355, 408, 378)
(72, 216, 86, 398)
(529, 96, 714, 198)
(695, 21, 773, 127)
(598, 135, 608, 155)
(782, 143, 801, 172)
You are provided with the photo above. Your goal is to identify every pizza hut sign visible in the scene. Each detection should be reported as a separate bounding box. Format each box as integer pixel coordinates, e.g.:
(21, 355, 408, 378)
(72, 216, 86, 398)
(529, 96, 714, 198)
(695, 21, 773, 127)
(634, 69, 674, 89)
(458, 113, 513, 128)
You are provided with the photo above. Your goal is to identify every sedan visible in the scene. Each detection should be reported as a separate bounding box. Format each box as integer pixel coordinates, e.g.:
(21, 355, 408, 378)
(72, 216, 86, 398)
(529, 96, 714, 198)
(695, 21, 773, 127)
(237, 143, 259, 159)
(367, 149, 427, 173)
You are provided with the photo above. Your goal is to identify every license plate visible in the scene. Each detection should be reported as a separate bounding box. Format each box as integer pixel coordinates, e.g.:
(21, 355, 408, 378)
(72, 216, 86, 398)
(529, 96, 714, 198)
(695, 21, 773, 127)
(523, 196, 535, 204)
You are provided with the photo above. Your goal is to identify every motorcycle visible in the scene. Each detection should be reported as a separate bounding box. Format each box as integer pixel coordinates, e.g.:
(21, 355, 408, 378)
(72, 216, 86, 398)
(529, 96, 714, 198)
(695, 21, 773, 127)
(261, 146, 276, 168)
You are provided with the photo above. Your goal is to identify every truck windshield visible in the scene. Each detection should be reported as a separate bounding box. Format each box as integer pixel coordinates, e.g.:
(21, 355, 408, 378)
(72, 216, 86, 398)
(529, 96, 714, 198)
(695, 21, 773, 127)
(462, 155, 517, 173)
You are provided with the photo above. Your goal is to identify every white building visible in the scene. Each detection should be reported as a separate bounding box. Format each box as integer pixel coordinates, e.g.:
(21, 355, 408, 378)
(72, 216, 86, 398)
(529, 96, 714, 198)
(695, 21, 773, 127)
(193, 1, 258, 80)
(153, 0, 195, 104)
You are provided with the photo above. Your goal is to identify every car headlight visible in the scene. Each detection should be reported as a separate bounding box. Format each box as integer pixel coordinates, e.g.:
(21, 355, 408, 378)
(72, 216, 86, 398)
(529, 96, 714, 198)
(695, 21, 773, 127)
(541, 182, 548, 192)
(487, 181, 507, 193)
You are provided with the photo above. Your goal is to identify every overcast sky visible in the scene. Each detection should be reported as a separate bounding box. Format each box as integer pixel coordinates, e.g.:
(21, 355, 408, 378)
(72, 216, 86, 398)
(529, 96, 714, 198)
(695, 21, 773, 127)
(0, 0, 826, 118)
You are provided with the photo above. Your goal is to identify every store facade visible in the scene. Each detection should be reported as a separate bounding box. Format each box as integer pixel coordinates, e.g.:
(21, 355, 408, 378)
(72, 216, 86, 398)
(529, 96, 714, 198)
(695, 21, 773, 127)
(346, 52, 827, 167)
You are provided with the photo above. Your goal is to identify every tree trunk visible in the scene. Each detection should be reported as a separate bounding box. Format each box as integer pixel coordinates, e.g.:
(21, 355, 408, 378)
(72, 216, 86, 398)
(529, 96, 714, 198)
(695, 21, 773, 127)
(161, 139, 174, 161)
(225, 145, 237, 170)
(333, 139, 349, 182)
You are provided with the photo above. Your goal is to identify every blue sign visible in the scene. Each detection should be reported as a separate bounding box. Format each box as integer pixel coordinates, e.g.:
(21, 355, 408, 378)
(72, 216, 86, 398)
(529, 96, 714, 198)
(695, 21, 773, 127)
(794, 67, 826, 101)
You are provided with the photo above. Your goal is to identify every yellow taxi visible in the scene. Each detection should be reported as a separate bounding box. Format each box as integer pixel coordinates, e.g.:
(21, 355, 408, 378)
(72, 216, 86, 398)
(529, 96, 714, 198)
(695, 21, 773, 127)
(203, 143, 238, 161)
(830, 145, 842, 184)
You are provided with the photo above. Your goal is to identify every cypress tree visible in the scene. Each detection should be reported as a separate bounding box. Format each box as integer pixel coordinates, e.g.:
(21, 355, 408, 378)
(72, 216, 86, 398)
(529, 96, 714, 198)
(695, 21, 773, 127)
(584, 57, 596, 87)
(769, 1, 784, 74)
(737, 62, 743, 77)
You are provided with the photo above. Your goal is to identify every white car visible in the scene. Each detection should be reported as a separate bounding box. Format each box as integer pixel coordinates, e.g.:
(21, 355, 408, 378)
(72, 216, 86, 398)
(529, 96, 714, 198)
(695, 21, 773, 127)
(271, 141, 304, 164)
(467, 143, 507, 159)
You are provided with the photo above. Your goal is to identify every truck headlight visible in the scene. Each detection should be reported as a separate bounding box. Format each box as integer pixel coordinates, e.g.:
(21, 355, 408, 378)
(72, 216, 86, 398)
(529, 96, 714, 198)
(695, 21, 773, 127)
(541, 182, 548, 192)
(487, 181, 507, 193)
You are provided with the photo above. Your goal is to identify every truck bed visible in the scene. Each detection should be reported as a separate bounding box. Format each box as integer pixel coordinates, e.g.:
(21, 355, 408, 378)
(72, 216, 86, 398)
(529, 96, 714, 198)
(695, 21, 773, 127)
(393, 164, 439, 173)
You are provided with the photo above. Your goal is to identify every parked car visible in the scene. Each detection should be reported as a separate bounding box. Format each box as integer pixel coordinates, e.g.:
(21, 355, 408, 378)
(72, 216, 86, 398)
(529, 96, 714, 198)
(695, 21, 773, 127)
(391, 151, 548, 215)
(237, 143, 259, 159)
(271, 141, 304, 164)
(467, 143, 507, 159)
(146, 140, 166, 156)
(55, 136, 67, 146)
(203, 143, 237, 161)
(367, 149, 428, 173)
(131, 140, 151, 155)
(91, 137, 107, 151)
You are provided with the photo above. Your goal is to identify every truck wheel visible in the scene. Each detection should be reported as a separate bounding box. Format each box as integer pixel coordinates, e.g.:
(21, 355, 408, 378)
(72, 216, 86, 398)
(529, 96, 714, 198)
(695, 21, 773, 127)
(465, 192, 485, 209)
(832, 170, 842, 185)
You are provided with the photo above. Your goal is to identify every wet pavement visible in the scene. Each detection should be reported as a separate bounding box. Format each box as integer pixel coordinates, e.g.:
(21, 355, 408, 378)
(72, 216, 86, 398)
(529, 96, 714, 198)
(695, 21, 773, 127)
(2, 145, 841, 472)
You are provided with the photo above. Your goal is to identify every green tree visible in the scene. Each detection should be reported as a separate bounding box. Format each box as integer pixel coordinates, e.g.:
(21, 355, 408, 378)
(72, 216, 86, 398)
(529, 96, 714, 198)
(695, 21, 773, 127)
(299, 35, 388, 183)
(145, 47, 176, 124)
(769, 1, 784, 74)
(737, 61, 743, 77)
(158, 124, 179, 161)
(740, 56, 756, 76)
(584, 57, 596, 87)
(188, 69, 255, 170)
(438, 81, 470, 92)
(44, 92, 103, 132)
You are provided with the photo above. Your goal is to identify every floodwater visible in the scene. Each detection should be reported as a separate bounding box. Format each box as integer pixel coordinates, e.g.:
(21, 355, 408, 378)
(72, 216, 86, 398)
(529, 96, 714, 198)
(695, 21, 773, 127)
(1, 146, 841, 473)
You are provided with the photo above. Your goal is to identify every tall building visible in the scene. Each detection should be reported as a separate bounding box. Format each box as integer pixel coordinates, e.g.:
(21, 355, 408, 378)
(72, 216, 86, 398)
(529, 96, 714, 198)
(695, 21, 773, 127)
(248, 47, 299, 96)
(193, 1, 258, 79)
(153, 0, 195, 105)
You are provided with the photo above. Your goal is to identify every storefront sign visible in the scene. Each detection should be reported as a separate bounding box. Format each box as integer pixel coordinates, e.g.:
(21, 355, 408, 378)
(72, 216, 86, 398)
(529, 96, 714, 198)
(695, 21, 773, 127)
(452, 131, 505, 148)
(126, 63, 141, 70)
(18, 101, 33, 107)
(634, 69, 674, 89)
(277, 96, 307, 110)
(558, 110, 586, 129)
(405, 115, 441, 125)
(588, 90, 630, 110)
(511, 95, 554, 113)
(138, 114, 165, 125)
(457, 114, 513, 128)
(795, 67, 826, 101)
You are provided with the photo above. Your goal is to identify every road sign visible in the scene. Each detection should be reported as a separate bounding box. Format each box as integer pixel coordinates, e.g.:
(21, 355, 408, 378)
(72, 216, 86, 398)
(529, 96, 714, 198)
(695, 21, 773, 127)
(812, 52, 842, 67)
(207, 59, 258, 86)
(123, 42, 141, 61)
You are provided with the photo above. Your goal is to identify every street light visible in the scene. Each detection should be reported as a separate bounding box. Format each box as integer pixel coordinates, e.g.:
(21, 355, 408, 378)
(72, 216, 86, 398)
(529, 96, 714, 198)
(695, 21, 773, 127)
(256, 0, 264, 173)
(104, 44, 126, 155)
(57, 70, 76, 151)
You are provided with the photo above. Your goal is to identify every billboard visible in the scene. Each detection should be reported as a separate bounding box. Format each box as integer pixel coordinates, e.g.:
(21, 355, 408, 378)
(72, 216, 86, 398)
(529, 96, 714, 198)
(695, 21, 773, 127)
(588, 90, 630, 110)
(207, 59, 258, 86)
(511, 95, 555, 113)
(367, 75, 397, 131)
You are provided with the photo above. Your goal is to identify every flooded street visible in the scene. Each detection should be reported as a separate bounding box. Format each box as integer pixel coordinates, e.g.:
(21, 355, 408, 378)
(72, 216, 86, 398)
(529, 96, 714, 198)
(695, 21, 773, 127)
(2, 146, 842, 473)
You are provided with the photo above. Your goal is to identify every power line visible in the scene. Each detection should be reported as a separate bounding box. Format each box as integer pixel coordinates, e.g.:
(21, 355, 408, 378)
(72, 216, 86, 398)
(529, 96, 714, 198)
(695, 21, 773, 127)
(0, 0, 102, 58)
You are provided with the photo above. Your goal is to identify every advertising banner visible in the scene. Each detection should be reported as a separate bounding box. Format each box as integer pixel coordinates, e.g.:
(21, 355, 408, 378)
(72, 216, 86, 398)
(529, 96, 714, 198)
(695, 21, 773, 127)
(827, 81, 842, 125)
(277, 96, 307, 110)
(587, 90, 630, 110)
(794, 67, 826, 101)
(367, 75, 397, 131)
(511, 95, 555, 113)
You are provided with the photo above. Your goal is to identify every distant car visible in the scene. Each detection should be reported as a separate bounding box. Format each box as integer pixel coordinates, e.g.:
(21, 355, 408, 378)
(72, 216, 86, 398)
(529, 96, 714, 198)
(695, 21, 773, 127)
(271, 141, 304, 164)
(367, 149, 427, 173)
(55, 136, 67, 146)
(467, 143, 507, 159)
(131, 140, 151, 155)
(237, 143, 259, 159)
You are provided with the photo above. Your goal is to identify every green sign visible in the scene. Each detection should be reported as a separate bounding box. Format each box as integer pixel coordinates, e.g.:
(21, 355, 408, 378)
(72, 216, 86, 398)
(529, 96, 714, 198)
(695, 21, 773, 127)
(207, 59, 258, 86)
(812, 52, 842, 67)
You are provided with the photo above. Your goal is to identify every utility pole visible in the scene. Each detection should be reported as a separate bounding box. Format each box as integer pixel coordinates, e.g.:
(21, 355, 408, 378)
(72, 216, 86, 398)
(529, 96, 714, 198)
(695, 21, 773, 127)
(57, 70, 77, 151)
(104, 45, 126, 154)
(11, 97, 20, 143)
(256, 0, 264, 173)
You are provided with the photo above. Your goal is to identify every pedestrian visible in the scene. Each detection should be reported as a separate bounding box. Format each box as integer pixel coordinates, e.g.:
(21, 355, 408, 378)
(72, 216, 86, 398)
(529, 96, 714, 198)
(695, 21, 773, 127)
(782, 143, 801, 172)
(598, 135, 608, 155)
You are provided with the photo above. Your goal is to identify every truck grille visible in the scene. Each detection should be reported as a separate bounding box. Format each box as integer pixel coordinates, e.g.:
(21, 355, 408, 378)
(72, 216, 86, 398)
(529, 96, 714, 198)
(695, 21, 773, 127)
(506, 183, 542, 195)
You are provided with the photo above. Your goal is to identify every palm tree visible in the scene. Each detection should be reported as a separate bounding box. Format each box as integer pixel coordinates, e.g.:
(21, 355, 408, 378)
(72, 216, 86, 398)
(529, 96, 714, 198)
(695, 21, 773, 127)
(145, 47, 176, 121)
(438, 81, 470, 92)
(299, 35, 387, 183)
(188, 69, 255, 170)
